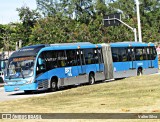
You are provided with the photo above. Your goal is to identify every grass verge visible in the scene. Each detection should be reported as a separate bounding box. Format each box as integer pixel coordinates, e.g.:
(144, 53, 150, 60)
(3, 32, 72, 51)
(0, 74, 160, 121)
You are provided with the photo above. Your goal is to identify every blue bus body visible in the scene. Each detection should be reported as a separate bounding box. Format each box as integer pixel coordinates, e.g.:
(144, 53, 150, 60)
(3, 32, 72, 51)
(3, 42, 158, 92)
(110, 42, 158, 78)
(4, 43, 106, 92)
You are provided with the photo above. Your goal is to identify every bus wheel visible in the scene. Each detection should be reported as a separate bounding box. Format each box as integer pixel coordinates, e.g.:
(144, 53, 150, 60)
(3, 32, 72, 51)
(24, 90, 33, 94)
(137, 68, 142, 76)
(49, 79, 58, 92)
(89, 73, 95, 85)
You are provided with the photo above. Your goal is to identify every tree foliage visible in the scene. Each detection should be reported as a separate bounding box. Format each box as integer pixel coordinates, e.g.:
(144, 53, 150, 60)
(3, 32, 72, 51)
(16, 6, 40, 46)
(1, 0, 160, 51)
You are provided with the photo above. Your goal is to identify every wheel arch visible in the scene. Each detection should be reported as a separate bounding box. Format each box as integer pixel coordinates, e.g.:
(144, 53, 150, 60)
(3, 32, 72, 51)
(49, 76, 59, 88)
(89, 71, 95, 76)
(137, 66, 143, 76)
(88, 71, 95, 85)
(137, 66, 143, 71)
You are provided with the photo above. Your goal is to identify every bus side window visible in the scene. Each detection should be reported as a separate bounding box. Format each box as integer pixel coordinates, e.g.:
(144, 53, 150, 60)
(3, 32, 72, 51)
(135, 48, 143, 60)
(66, 50, 77, 66)
(84, 49, 94, 64)
(147, 47, 157, 60)
(57, 51, 66, 67)
(119, 48, 127, 62)
(44, 51, 58, 70)
(152, 47, 157, 60)
(111, 48, 119, 62)
(143, 48, 147, 60)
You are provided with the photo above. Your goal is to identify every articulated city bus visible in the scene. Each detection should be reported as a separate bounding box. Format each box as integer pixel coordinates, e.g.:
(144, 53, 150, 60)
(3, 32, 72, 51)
(1, 42, 158, 93)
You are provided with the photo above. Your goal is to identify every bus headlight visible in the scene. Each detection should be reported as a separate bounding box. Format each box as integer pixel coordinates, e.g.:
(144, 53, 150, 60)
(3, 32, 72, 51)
(4, 82, 8, 85)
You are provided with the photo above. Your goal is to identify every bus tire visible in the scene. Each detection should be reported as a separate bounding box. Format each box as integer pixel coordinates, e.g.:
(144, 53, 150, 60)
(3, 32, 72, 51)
(89, 73, 95, 85)
(137, 68, 142, 76)
(24, 90, 33, 94)
(49, 78, 58, 92)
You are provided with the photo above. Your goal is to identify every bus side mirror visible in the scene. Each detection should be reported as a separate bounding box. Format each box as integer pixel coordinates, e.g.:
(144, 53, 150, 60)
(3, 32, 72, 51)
(38, 58, 43, 65)
(1, 61, 5, 69)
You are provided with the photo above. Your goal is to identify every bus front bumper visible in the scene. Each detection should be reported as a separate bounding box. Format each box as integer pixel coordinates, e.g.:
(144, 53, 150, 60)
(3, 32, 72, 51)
(4, 83, 37, 92)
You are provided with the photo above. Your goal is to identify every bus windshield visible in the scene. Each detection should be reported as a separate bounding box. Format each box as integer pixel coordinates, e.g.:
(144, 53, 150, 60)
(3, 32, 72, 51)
(6, 56, 35, 79)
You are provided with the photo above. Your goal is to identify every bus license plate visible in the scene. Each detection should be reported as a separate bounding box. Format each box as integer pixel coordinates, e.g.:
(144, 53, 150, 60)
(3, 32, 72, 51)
(14, 87, 19, 91)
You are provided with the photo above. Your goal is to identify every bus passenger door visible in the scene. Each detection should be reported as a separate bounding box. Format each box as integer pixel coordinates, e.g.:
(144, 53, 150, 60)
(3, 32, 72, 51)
(36, 52, 48, 88)
(77, 50, 86, 75)
(94, 48, 105, 81)
(95, 49, 104, 72)
(128, 48, 136, 69)
(76, 49, 87, 84)
(147, 47, 155, 68)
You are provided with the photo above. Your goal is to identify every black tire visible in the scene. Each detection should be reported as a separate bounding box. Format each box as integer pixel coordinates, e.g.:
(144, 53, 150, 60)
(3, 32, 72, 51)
(24, 90, 33, 94)
(137, 68, 142, 76)
(49, 79, 58, 92)
(89, 73, 95, 85)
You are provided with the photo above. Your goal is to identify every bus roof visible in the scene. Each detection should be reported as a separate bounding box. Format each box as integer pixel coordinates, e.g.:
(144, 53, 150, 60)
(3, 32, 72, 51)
(9, 42, 101, 58)
(40, 42, 100, 51)
(110, 42, 155, 47)
(10, 44, 48, 58)
(50, 42, 92, 46)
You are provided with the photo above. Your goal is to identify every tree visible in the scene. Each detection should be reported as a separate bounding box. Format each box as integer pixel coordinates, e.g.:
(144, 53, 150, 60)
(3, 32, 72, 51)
(36, 0, 60, 16)
(107, 0, 160, 42)
(0, 24, 17, 51)
(2, 0, 160, 49)
(140, 0, 160, 42)
(36, 0, 94, 24)
(30, 15, 76, 44)
(16, 6, 40, 46)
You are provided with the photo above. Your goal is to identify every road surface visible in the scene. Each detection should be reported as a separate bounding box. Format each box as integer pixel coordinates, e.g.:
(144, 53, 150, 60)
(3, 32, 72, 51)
(0, 87, 58, 102)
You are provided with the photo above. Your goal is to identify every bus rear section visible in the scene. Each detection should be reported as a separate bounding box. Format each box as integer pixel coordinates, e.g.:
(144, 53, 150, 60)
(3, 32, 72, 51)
(110, 42, 158, 79)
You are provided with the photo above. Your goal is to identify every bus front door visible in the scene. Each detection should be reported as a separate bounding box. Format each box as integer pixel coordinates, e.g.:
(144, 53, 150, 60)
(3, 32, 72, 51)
(76, 50, 87, 84)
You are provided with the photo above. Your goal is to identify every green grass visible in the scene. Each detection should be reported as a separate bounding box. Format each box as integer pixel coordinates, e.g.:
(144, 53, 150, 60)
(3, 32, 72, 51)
(0, 74, 160, 121)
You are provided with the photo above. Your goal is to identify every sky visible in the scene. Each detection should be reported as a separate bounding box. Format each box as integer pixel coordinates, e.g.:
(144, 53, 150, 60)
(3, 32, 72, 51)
(0, 0, 37, 24)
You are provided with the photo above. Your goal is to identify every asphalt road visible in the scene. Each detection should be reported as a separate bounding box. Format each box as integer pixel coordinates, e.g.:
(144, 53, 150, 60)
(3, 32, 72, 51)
(0, 87, 57, 102)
